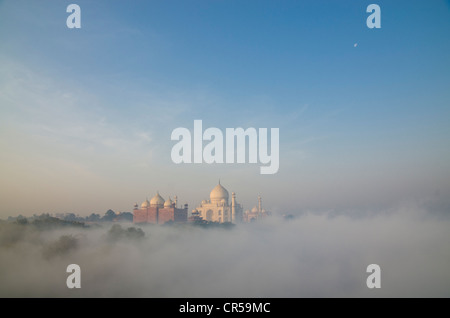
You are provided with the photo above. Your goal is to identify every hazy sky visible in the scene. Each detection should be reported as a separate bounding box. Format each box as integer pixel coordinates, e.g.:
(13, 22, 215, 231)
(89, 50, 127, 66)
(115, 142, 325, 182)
(1, 0, 450, 218)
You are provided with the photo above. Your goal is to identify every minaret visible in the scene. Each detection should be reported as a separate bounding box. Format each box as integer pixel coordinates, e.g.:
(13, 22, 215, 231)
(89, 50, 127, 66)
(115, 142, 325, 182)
(174, 195, 178, 208)
(231, 192, 236, 223)
(258, 195, 262, 213)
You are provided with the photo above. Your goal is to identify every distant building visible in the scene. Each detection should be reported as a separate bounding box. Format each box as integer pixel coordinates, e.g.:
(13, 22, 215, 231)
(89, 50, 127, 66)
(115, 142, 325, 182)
(133, 192, 188, 224)
(243, 195, 271, 222)
(192, 182, 243, 224)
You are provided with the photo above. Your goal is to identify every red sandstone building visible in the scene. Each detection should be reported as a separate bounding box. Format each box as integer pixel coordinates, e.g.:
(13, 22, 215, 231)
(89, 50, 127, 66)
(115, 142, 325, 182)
(133, 192, 188, 224)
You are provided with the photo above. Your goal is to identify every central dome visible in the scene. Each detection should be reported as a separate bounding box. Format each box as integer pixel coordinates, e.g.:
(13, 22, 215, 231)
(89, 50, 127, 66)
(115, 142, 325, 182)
(150, 192, 165, 207)
(210, 182, 229, 204)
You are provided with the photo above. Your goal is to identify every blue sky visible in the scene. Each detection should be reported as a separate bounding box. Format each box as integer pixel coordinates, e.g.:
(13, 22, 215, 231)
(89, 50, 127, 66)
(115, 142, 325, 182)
(0, 0, 449, 217)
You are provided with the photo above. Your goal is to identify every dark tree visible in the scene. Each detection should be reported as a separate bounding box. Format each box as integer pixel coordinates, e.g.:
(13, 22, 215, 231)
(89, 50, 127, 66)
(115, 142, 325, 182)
(102, 209, 116, 222)
(116, 212, 133, 222)
(16, 216, 28, 225)
(63, 213, 78, 221)
(42, 235, 78, 259)
(87, 213, 101, 222)
(107, 224, 145, 241)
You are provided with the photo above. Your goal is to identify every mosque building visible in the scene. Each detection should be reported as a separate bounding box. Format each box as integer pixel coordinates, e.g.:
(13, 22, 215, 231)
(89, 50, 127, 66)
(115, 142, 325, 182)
(133, 192, 188, 224)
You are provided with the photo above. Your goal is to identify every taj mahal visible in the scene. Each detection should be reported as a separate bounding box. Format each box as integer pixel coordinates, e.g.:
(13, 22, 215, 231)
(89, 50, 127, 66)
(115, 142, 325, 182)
(133, 182, 270, 225)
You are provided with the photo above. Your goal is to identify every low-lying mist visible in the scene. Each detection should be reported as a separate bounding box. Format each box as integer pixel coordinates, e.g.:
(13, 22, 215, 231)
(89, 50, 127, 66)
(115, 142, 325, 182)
(1, 204, 450, 297)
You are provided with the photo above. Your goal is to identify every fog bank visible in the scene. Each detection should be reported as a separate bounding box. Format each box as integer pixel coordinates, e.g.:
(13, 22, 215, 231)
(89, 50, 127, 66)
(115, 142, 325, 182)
(1, 205, 449, 297)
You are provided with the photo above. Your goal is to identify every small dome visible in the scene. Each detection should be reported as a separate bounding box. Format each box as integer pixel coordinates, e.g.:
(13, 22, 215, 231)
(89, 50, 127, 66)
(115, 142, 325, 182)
(251, 206, 259, 213)
(150, 192, 165, 207)
(164, 197, 173, 208)
(141, 199, 150, 209)
(210, 182, 229, 203)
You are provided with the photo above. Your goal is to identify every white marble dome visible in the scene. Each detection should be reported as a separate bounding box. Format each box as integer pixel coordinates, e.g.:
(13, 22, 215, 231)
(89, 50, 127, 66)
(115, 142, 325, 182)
(210, 182, 229, 204)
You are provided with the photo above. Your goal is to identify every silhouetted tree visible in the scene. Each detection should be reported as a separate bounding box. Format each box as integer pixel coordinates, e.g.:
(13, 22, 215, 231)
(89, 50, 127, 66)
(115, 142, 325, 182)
(16, 216, 28, 225)
(42, 235, 78, 259)
(116, 212, 133, 222)
(126, 227, 145, 239)
(102, 209, 116, 222)
(87, 213, 101, 222)
(63, 213, 77, 221)
(107, 224, 144, 241)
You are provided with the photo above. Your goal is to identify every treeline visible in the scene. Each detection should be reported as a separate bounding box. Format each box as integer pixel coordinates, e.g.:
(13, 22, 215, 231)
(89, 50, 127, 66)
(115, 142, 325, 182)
(5, 209, 133, 225)
(55, 209, 133, 223)
(2, 214, 87, 230)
